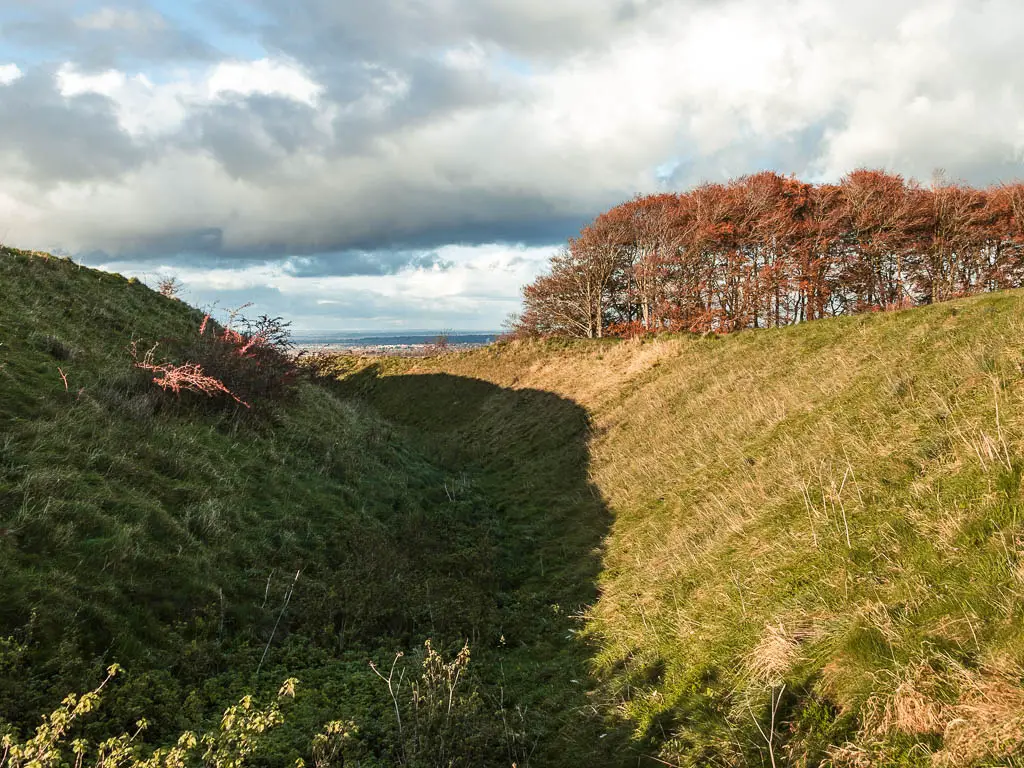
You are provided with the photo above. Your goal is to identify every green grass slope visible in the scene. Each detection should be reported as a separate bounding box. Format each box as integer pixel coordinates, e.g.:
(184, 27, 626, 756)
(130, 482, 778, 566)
(7, 246, 1024, 766)
(0, 249, 618, 765)
(327, 292, 1024, 767)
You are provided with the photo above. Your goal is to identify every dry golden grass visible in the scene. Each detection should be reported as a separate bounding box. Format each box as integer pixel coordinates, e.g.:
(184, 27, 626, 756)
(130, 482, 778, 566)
(828, 660, 1024, 767)
(746, 619, 824, 688)
(935, 664, 1024, 767)
(863, 661, 950, 737)
(343, 292, 1024, 765)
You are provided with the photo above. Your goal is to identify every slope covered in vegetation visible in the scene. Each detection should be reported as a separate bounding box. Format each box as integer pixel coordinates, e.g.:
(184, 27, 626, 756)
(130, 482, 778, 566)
(325, 291, 1024, 767)
(5, 247, 1024, 766)
(0, 248, 618, 766)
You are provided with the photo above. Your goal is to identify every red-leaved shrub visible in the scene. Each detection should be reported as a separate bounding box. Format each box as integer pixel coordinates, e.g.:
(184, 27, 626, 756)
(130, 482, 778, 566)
(131, 310, 298, 411)
(132, 341, 251, 407)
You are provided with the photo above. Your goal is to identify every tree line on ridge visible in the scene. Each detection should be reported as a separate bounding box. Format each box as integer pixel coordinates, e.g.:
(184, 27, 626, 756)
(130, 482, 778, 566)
(512, 170, 1024, 337)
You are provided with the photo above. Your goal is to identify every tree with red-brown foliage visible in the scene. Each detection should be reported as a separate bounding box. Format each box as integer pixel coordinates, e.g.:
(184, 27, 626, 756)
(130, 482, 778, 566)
(519, 216, 630, 338)
(514, 170, 1024, 338)
(618, 194, 676, 330)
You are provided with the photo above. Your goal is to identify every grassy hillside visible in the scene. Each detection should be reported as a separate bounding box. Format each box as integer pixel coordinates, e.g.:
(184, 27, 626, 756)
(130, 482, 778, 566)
(319, 292, 1024, 767)
(0, 248, 619, 765)
(6, 246, 1024, 766)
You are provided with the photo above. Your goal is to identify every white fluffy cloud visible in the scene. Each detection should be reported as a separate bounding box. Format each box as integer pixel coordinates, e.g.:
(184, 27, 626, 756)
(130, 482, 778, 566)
(0, 63, 22, 85)
(55, 57, 323, 136)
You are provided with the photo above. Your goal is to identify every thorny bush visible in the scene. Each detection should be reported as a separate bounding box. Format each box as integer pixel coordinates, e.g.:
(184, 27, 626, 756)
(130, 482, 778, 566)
(131, 310, 299, 412)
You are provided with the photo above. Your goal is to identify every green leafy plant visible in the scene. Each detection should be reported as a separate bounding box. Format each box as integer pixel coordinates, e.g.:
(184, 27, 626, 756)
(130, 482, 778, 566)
(371, 640, 492, 768)
(0, 668, 311, 768)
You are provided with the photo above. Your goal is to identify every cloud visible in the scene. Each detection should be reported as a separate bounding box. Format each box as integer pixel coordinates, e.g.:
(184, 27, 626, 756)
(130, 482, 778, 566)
(88, 243, 553, 329)
(3, 0, 1024, 326)
(282, 251, 456, 278)
(76, 7, 165, 32)
(54, 57, 324, 137)
(0, 63, 22, 84)
(240, 0, 642, 67)
(0, 0, 216, 67)
(207, 59, 324, 106)
(0, 67, 147, 185)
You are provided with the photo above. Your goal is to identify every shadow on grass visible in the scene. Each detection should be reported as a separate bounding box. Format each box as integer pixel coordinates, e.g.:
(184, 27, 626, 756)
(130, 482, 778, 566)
(0, 349, 635, 766)
(327, 364, 633, 765)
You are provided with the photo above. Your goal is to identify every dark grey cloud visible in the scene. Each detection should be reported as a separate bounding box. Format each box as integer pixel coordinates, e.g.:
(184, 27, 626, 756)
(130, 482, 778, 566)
(101, 229, 226, 259)
(361, 209, 592, 253)
(0, 67, 146, 184)
(377, 57, 510, 128)
(283, 252, 456, 278)
(77, 198, 590, 264)
(178, 96, 329, 179)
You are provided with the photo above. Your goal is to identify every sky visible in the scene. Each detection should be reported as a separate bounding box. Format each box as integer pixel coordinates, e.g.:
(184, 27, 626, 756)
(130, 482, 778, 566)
(1, 0, 1023, 330)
